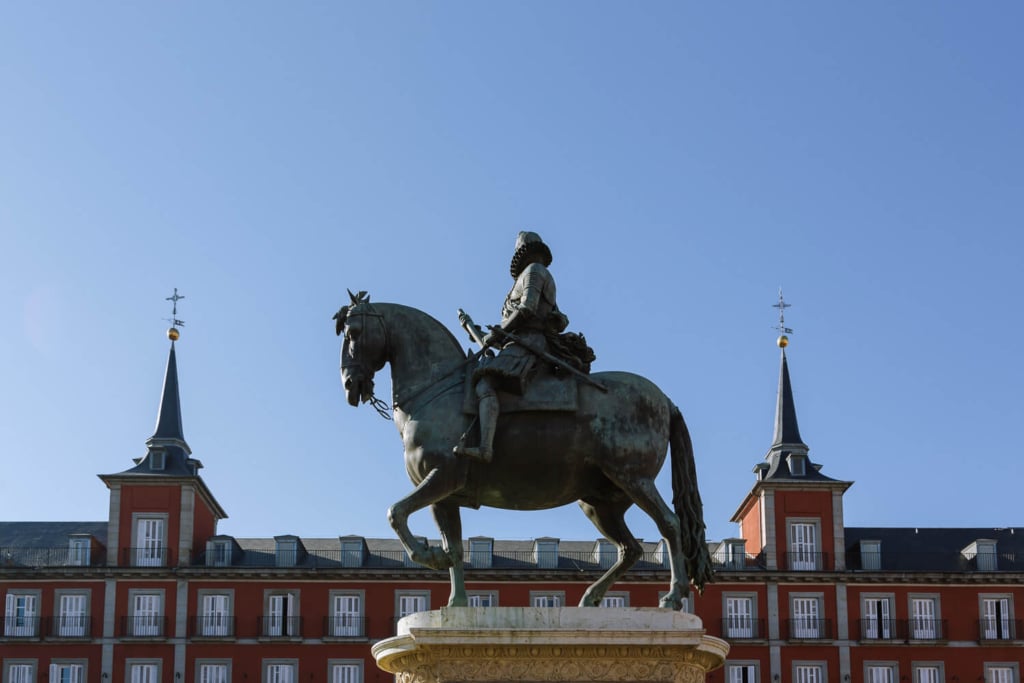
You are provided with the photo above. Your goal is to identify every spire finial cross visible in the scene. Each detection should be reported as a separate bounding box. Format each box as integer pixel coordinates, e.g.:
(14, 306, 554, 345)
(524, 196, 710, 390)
(773, 287, 793, 335)
(164, 288, 186, 329)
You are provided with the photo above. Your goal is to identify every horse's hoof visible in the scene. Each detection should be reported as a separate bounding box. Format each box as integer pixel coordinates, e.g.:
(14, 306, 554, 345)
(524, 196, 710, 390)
(659, 595, 683, 611)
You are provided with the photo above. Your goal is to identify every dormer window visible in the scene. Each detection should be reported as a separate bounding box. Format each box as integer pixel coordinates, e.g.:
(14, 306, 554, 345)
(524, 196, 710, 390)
(339, 537, 366, 568)
(788, 454, 806, 476)
(593, 539, 615, 568)
(68, 536, 91, 566)
(206, 539, 233, 567)
(963, 539, 998, 571)
(275, 536, 301, 567)
(534, 538, 559, 569)
(860, 540, 881, 570)
(150, 450, 166, 471)
(469, 537, 493, 568)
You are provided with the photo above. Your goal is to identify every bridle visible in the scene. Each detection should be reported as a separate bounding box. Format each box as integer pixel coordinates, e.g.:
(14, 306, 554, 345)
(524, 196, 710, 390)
(341, 304, 393, 420)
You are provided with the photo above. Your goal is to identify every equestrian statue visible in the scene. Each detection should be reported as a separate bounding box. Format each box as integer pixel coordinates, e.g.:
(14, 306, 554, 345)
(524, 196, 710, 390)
(333, 232, 713, 609)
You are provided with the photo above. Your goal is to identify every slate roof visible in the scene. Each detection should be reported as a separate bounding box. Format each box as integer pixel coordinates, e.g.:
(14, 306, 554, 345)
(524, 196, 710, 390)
(845, 527, 1024, 571)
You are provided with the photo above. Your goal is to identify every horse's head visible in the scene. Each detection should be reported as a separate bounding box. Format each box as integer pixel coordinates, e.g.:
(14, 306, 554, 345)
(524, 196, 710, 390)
(334, 289, 389, 407)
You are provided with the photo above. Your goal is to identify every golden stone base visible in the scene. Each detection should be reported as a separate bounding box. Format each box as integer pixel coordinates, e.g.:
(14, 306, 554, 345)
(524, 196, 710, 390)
(372, 607, 729, 683)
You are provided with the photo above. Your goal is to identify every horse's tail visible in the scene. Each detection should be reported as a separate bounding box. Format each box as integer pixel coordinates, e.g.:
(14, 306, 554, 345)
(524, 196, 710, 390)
(670, 403, 714, 593)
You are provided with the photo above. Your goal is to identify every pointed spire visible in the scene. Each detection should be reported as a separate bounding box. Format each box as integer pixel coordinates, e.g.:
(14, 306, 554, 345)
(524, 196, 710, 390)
(771, 348, 806, 449)
(148, 342, 189, 452)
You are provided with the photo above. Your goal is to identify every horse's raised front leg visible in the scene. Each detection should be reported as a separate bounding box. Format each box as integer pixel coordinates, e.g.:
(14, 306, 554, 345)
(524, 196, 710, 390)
(387, 467, 461, 571)
(577, 498, 643, 607)
(432, 500, 467, 607)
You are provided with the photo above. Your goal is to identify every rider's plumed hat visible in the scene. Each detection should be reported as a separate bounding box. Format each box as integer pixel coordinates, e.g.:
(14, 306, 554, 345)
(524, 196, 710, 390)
(510, 231, 553, 279)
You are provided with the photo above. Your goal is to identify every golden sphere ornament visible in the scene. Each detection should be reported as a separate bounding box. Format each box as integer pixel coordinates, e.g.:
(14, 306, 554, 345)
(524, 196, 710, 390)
(777, 335, 789, 348)
(167, 327, 180, 341)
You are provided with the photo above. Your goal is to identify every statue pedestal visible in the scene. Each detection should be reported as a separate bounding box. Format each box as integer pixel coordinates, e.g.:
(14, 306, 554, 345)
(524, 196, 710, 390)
(372, 607, 729, 683)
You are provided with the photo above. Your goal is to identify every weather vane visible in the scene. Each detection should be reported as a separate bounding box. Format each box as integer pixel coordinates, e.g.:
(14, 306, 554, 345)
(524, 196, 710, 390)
(772, 287, 792, 348)
(164, 288, 185, 341)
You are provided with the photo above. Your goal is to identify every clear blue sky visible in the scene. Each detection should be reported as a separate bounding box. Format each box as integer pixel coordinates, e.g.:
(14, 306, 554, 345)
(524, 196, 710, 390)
(2, 3, 1021, 545)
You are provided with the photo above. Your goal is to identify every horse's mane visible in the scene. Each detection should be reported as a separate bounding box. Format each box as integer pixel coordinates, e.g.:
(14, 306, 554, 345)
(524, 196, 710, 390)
(378, 302, 467, 359)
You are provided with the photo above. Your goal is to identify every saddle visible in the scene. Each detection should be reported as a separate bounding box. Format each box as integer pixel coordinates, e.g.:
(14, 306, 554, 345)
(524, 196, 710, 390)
(461, 363, 579, 415)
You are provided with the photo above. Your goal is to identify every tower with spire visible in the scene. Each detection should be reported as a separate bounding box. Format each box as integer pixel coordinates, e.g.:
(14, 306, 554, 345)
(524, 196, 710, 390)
(730, 291, 851, 571)
(98, 290, 226, 567)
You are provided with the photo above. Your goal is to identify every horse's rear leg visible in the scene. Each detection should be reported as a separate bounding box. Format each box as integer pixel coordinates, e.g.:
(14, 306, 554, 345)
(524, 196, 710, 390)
(431, 500, 467, 607)
(577, 498, 643, 607)
(605, 475, 691, 610)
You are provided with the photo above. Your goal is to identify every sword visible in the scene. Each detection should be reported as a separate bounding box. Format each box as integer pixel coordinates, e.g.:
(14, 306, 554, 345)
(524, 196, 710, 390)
(486, 325, 608, 393)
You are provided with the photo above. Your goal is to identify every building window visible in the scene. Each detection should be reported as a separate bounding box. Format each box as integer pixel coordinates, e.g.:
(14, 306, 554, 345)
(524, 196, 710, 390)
(467, 591, 498, 607)
(985, 664, 1018, 683)
(859, 540, 881, 570)
(127, 662, 160, 683)
(339, 538, 364, 567)
(263, 661, 297, 683)
(599, 593, 628, 608)
(787, 521, 820, 570)
(912, 663, 944, 683)
(206, 540, 233, 567)
(909, 595, 941, 640)
(275, 538, 299, 567)
(980, 595, 1015, 640)
(149, 450, 165, 471)
(396, 591, 429, 619)
(198, 591, 233, 637)
(964, 539, 999, 571)
(530, 592, 564, 608)
(197, 661, 230, 683)
(49, 663, 85, 683)
(793, 663, 826, 683)
(127, 591, 163, 637)
(593, 540, 615, 568)
(329, 661, 362, 683)
(724, 594, 757, 638)
(132, 515, 167, 567)
(788, 454, 806, 476)
(720, 540, 747, 570)
(264, 591, 300, 637)
(67, 537, 91, 566)
(54, 591, 90, 638)
(4, 661, 36, 683)
(469, 538, 493, 568)
(865, 663, 897, 683)
(726, 662, 758, 683)
(329, 592, 363, 637)
(534, 539, 559, 569)
(861, 594, 895, 640)
(790, 595, 825, 639)
(3, 591, 40, 637)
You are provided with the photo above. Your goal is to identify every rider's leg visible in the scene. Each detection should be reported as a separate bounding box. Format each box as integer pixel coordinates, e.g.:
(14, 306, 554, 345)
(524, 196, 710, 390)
(455, 378, 498, 462)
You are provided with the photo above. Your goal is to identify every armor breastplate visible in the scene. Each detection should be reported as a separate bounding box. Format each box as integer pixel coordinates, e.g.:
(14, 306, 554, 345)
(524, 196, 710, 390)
(502, 263, 557, 329)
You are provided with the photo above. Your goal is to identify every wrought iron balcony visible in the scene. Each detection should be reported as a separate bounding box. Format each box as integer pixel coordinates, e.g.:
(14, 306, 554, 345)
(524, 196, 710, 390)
(48, 615, 93, 638)
(0, 547, 105, 568)
(2, 616, 41, 638)
(323, 615, 367, 638)
(782, 551, 830, 571)
(786, 618, 832, 640)
(718, 617, 766, 640)
(978, 618, 1020, 641)
(191, 615, 236, 638)
(121, 547, 173, 567)
(259, 616, 302, 638)
(859, 618, 902, 641)
(905, 618, 947, 641)
(120, 615, 167, 638)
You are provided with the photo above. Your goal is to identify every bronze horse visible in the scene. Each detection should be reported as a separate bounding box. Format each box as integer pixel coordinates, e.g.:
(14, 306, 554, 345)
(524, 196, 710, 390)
(335, 291, 712, 609)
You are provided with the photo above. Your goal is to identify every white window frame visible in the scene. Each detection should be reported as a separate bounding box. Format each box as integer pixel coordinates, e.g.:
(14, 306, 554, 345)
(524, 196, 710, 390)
(339, 539, 364, 567)
(4, 590, 40, 637)
(469, 538, 493, 568)
(909, 594, 942, 640)
(131, 514, 168, 567)
(861, 593, 895, 640)
(788, 453, 806, 476)
(328, 660, 363, 683)
(198, 590, 233, 637)
(49, 662, 86, 683)
(264, 591, 300, 637)
(793, 662, 827, 683)
(599, 593, 629, 608)
(54, 590, 90, 638)
(859, 540, 881, 570)
(467, 591, 498, 607)
(530, 591, 564, 608)
(726, 661, 759, 683)
(67, 537, 91, 567)
(912, 662, 944, 683)
(3, 660, 37, 683)
(263, 660, 297, 683)
(865, 662, 898, 683)
(275, 538, 299, 567)
(787, 519, 820, 570)
(127, 590, 164, 637)
(724, 593, 757, 639)
(980, 594, 1014, 640)
(196, 661, 231, 683)
(395, 590, 429, 619)
(790, 594, 824, 639)
(126, 661, 160, 683)
(534, 539, 559, 569)
(329, 591, 363, 637)
(985, 664, 1019, 683)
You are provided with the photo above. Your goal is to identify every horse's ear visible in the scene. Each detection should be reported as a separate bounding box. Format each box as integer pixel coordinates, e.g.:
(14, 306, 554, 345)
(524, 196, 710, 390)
(348, 288, 359, 305)
(333, 306, 349, 336)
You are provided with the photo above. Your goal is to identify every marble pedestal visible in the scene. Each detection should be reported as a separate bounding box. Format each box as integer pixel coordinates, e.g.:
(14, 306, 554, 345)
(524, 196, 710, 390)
(372, 607, 729, 683)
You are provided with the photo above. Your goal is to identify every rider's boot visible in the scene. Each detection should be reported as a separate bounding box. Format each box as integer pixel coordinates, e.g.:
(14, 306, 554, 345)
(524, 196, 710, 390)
(455, 392, 498, 463)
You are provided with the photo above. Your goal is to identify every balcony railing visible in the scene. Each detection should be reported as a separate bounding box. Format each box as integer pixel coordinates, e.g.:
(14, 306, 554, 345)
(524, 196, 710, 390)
(323, 615, 367, 638)
(783, 551, 830, 571)
(859, 618, 902, 641)
(2, 616, 41, 638)
(846, 550, 1022, 572)
(906, 618, 946, 641)
(48, 616, 93, 638)
(191, 615, 236, 638)
(120, 615, 167, 638)
(121, 547, 173, 567)
(0, 547, 105, 568)
(259, 616, 302, 638)
(786, 618, 832, 640)
(718, 617, 766, 640)
(711, 553, 768, 571)
(978, 618, 1019, 642)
